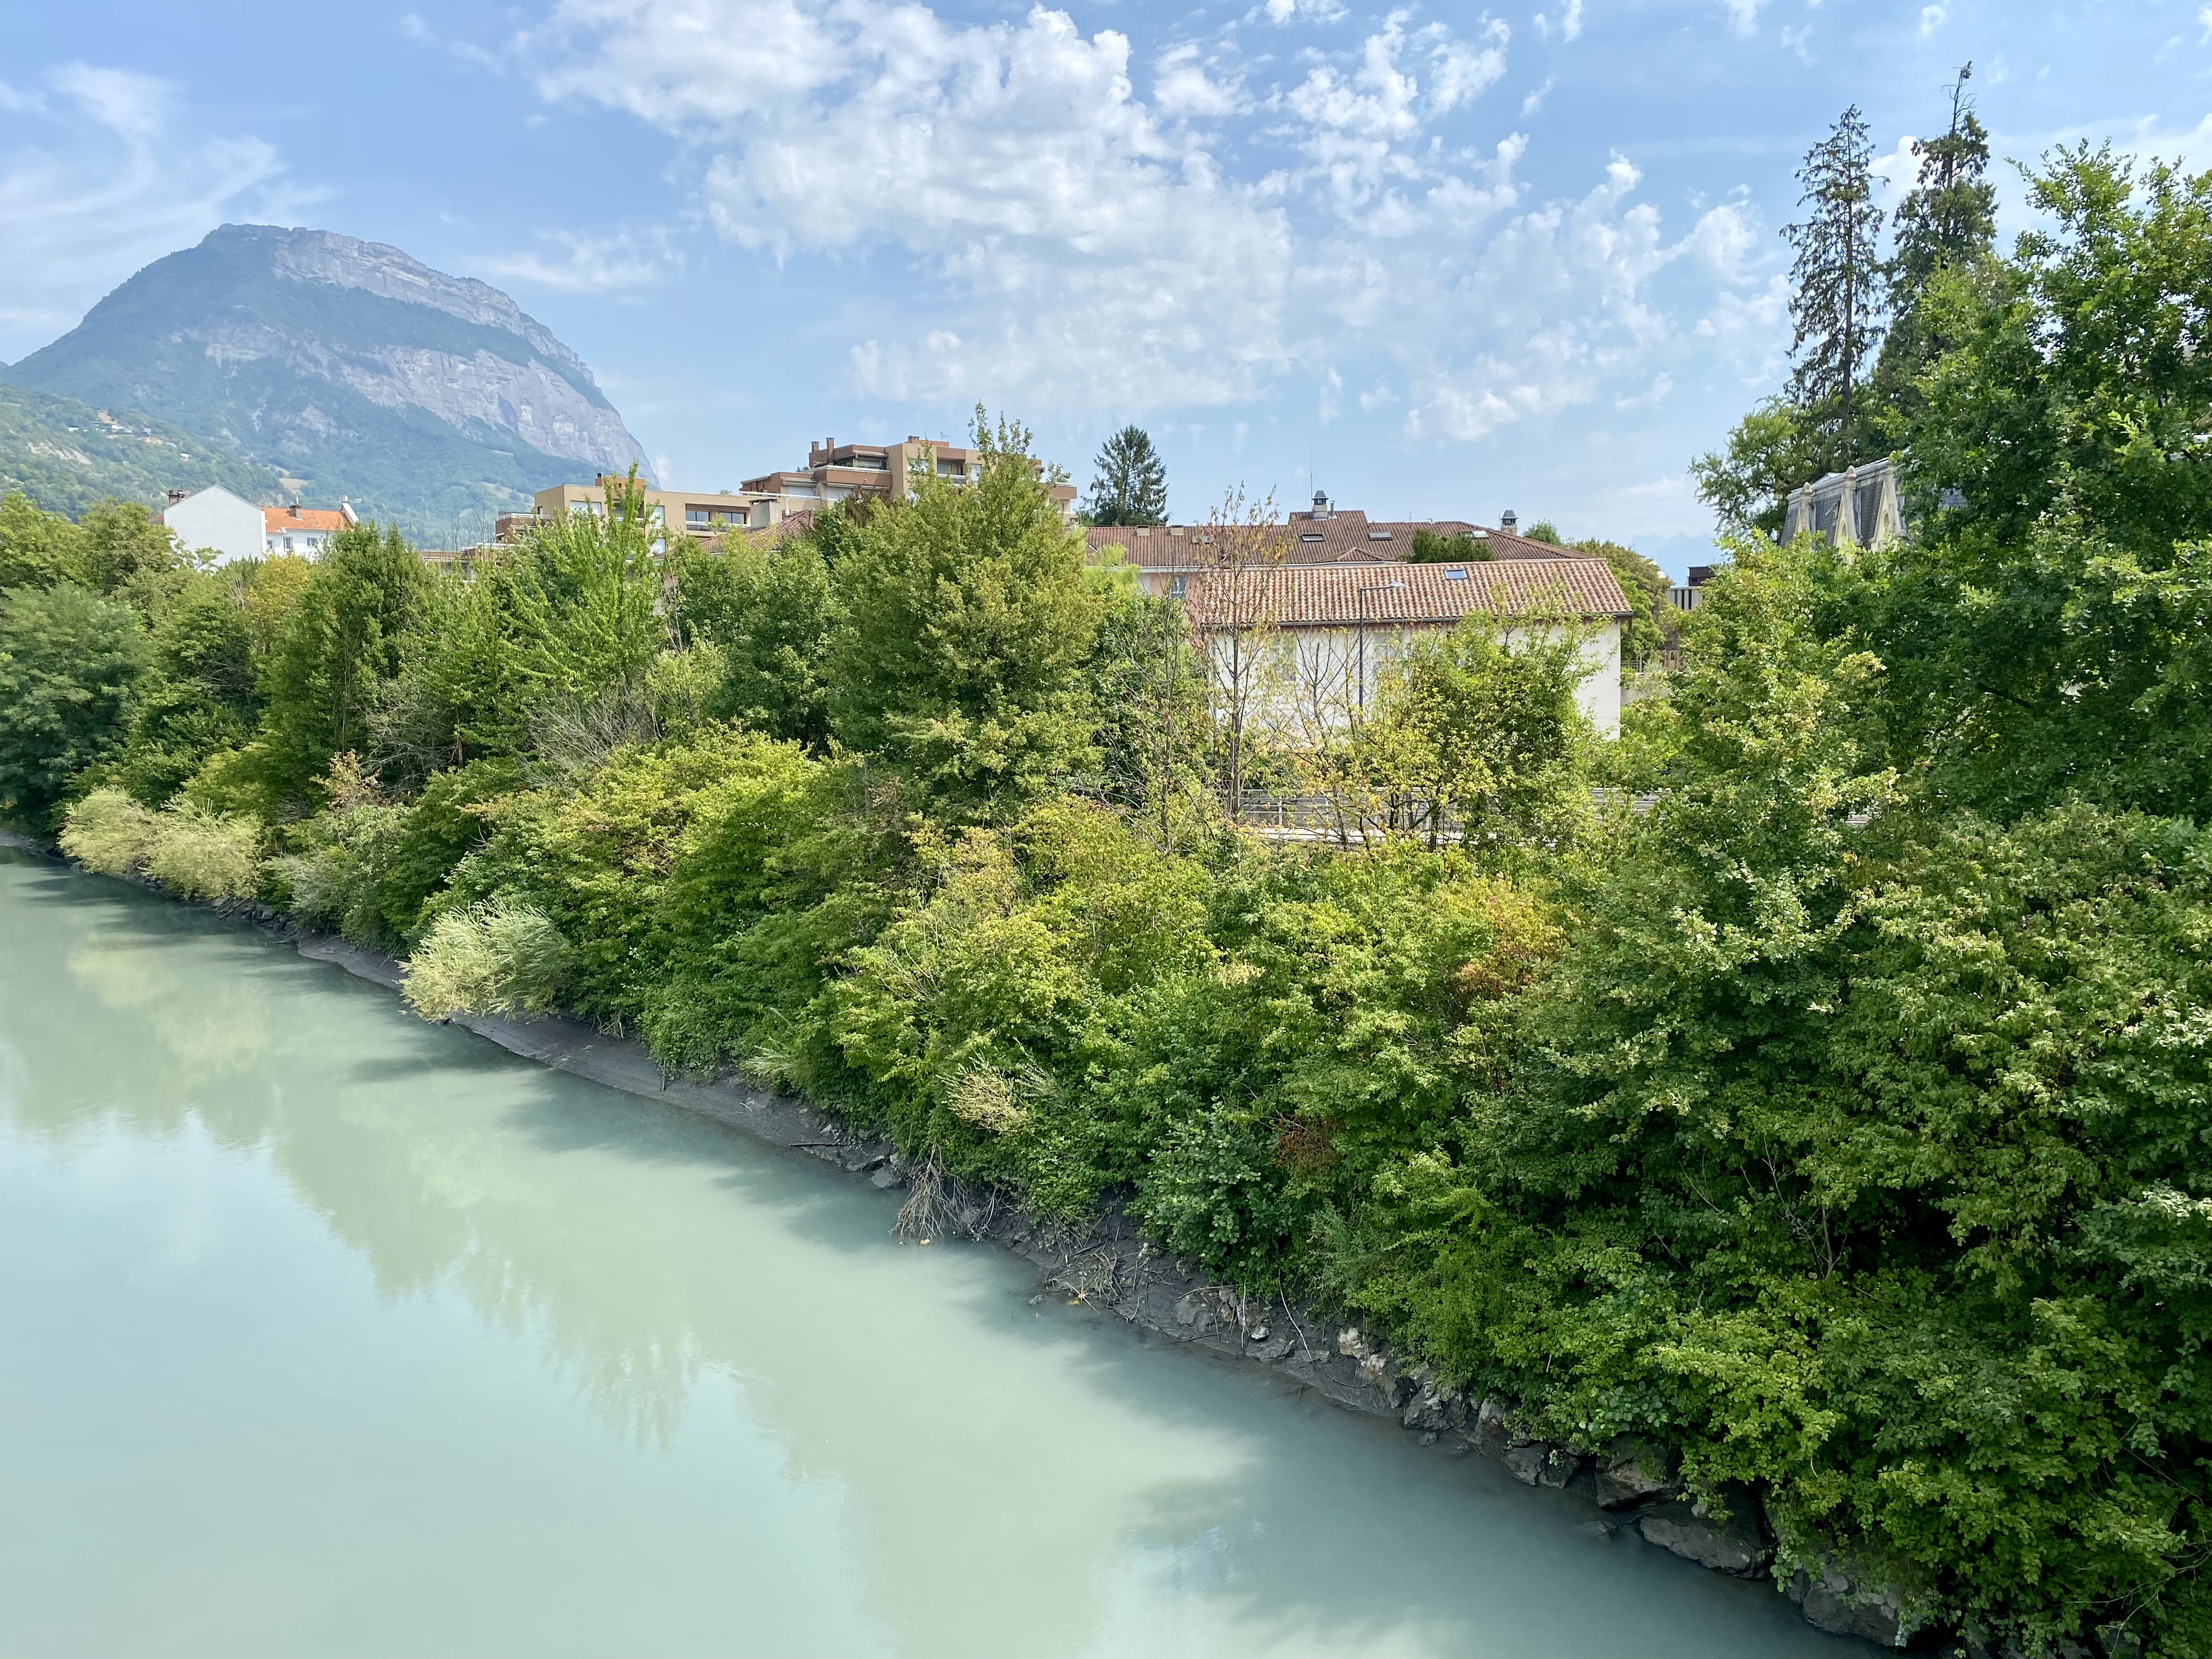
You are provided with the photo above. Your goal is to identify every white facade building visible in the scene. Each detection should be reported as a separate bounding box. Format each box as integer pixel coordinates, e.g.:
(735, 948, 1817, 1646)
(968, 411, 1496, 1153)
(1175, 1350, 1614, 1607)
(162, 486, 265, 566)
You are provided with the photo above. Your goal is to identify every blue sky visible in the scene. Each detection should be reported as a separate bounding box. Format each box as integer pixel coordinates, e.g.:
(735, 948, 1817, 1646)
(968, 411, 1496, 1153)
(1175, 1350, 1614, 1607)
(2, 1, 2206, 575)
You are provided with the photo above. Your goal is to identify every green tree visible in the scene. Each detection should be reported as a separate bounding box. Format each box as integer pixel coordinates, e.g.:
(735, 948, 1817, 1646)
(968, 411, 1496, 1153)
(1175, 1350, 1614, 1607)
(1367, 613, 1593, 850)
(1082, 588, 1211, 844)
(0, 583, 149, 828)
(253, 522, 426, 814)
(830, 411, 1102, 816)
(109, 571, 258, 803)
(1869, 64, 1997, 437)
(1691, 397, 1830, 539)
(1086, 426, 1169, 527)
(0, 491, 88, 589)
(1867, 149, 2212, 818)
(1570, 538, 1672, 670)
(1786, 105, 1888, 472)
(1408, 526, 1491, 562)
(673, 531, 843, 750)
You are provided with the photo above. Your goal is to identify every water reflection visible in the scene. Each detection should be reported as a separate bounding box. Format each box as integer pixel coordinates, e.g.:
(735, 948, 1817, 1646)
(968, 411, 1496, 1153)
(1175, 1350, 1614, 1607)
(0, 851, 1857, 1659)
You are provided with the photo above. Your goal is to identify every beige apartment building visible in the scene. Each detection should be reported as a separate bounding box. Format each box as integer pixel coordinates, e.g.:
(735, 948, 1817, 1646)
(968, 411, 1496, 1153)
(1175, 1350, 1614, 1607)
(527, 435, 1077, 544)
(743, 436, 1078, 519)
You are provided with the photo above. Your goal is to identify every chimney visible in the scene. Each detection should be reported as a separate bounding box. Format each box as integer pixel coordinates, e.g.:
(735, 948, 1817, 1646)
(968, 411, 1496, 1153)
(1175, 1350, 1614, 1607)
(1312, 489, 1331, 519)
(166, 488, 188, 506)
(1500, 509, 1517, 532)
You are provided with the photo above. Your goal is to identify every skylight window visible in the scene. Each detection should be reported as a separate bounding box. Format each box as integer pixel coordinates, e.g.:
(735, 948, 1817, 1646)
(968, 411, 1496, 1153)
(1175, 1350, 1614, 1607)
(1444, 567, 1470, 580)
(1367, 529, 1393, 540)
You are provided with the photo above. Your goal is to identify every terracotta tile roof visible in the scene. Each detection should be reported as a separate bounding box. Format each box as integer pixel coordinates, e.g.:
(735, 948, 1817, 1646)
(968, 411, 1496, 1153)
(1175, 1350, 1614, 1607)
(264, 506, 347, 534)
(1086, 511, 1579, 568)
(1178, 558, 1632, 626)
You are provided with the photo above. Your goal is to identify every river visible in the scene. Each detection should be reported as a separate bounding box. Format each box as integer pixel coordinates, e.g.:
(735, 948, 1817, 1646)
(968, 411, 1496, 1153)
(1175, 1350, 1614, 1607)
(0, 849, 1862, 1658)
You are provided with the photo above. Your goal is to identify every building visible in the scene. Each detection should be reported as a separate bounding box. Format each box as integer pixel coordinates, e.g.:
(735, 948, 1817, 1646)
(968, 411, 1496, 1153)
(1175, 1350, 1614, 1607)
(1782, 458, 1904, 550)
(530, 436, 1079, 546)
(162, 486, 265, 565)
(743, 436, 1079, 520)
(531, 482, 792, 537)
(1087, 494, 1585, 597)
(1179, 554, 1633, 737)
(264, 501, 356, 556)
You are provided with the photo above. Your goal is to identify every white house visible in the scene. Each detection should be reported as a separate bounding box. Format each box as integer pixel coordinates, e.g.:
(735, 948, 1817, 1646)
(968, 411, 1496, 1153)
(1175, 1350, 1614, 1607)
(162, 486, 265, 566)
(1177, 557, 1632, 737)
(264, 501, 356, 556)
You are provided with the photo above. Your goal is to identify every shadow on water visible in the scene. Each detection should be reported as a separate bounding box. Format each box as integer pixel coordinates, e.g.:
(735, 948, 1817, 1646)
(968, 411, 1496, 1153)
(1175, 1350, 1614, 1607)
(0, 852, 1869, 1659)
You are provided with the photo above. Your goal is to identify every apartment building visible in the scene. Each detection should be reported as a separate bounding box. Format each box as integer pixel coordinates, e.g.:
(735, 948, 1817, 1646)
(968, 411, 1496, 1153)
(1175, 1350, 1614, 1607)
(529, 482, 793, 537)
(264, 501, 355, 556)
(742, 436, 1079, 520)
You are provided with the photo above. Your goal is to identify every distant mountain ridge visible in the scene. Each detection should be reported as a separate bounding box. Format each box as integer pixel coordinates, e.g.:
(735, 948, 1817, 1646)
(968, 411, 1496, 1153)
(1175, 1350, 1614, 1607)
(0, 380, 276, 521)
(4, 225, 650, 544)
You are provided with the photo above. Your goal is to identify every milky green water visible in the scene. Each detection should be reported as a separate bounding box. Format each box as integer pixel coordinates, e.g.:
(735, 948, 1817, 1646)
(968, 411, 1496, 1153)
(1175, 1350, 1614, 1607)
(0, 850, 1860, 1658)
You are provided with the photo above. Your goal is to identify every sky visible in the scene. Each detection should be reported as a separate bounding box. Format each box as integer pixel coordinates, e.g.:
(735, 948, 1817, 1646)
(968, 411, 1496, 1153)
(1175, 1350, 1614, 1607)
(2, 1, 2207, 577)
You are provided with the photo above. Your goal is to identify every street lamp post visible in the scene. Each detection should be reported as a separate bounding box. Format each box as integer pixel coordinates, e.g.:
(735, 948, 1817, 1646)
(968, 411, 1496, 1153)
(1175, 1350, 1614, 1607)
(1356, 581, 1407, 712)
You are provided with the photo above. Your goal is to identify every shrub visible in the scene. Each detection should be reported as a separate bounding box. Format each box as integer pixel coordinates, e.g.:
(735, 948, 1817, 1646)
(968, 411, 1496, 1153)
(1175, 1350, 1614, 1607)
(59, 787, 161, 874)
(143, 803, 262, 900)
(402, 898, 572, 1020)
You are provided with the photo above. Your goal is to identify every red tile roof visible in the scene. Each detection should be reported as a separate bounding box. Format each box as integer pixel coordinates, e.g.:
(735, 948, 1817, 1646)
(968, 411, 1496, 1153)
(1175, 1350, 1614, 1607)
(1177, 558, 1632, 627)
(1086, 510, 1579, 568)
(264, 506, 347, 534)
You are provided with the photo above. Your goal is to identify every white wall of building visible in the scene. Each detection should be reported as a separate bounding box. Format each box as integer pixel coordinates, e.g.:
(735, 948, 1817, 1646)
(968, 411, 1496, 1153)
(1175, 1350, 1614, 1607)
(1205, 618, 1624, 739)
(162, 487, 264, 566)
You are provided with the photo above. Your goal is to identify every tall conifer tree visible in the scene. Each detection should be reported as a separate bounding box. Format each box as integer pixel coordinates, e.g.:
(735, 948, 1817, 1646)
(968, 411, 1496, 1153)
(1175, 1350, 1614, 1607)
(1086, 427, 1169, 527)
(1869, 65, 1996, 433)
(1784, 105, 1887, 471)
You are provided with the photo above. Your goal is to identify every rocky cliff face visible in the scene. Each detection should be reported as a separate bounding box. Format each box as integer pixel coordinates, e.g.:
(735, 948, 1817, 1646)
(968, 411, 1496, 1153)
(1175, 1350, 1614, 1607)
(4, 225, 651, 541)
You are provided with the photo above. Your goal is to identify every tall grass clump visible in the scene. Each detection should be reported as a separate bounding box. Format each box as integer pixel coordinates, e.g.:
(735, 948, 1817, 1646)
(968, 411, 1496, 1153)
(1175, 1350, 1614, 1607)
(59, 787, 162, 874)
(144, 803, 263, 899)
(402, 898, 572, 1020)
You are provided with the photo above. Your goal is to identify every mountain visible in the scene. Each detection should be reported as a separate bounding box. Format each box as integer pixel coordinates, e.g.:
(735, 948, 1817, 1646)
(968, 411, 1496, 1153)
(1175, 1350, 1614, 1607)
(4, 224, 650, 545)
(0, 381, 277, 520)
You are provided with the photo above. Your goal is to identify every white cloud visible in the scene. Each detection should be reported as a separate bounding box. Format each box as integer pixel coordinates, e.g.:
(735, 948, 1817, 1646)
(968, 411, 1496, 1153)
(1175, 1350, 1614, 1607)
(1521, 76, 1554, 116)
(1722, 0, 1764, 35)
(0, 64, 289, 355)
(531, 0, 1773, 440)
(478, 228, 680, 292)
(1918, 4, 1948, 38)
(1262, 0, 1348, 24)
(1154, 42, 1246, 118)
(2199, 3, 2211, 44)
(1533, 0, 1583, 42)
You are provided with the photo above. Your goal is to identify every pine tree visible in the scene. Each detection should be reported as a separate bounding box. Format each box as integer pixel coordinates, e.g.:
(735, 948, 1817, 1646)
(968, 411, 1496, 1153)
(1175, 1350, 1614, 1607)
(1086, 426, 1169, 526)
(1869, 65, 1996, 435)
(1784, 106, 1887, 472)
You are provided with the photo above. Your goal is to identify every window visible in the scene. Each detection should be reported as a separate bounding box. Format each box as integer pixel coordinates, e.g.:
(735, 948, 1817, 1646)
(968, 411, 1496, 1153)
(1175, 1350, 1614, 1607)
(851, 453, 888, 470)
(1367, 529, 1393, 541)
(686, 507, 710, 527)
(936, 459, 963, 477)
(1444, 567, 1469, 580)
(1167, 575, 1188, 598)
(1298, 532, 1326, 542)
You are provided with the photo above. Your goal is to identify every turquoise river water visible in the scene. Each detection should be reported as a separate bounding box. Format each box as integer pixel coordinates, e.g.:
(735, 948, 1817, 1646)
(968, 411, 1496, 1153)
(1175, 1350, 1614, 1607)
(0, 849, 1865, 1658)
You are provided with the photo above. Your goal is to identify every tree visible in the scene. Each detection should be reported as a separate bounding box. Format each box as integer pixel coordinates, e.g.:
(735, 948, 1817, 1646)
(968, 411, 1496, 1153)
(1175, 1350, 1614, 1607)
(0, 491, 87, 590)
(674, 530, 843, 751)
(1086, 426, 1169, 527)
(1366, 613, 1593, 850)
(0, 583, 148, 828)
(1785, 106, 1888, 472)
(253, 522, 427, 814)
(1178, 488, 1287, 821)
(109, 571, 258, 804)
(1691, 397, 1829, 539)
(1869, 65, 1997, 436)
(1570, 538, 1672, 672)
(1082, 586, 1211, 846)
(1408, 526, 1490, 563)
(830, 410, 1101, 816)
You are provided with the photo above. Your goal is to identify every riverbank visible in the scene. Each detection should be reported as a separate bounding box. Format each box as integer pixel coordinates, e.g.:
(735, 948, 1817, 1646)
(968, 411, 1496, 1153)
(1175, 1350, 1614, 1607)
(3, 828, 1904, 1650)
